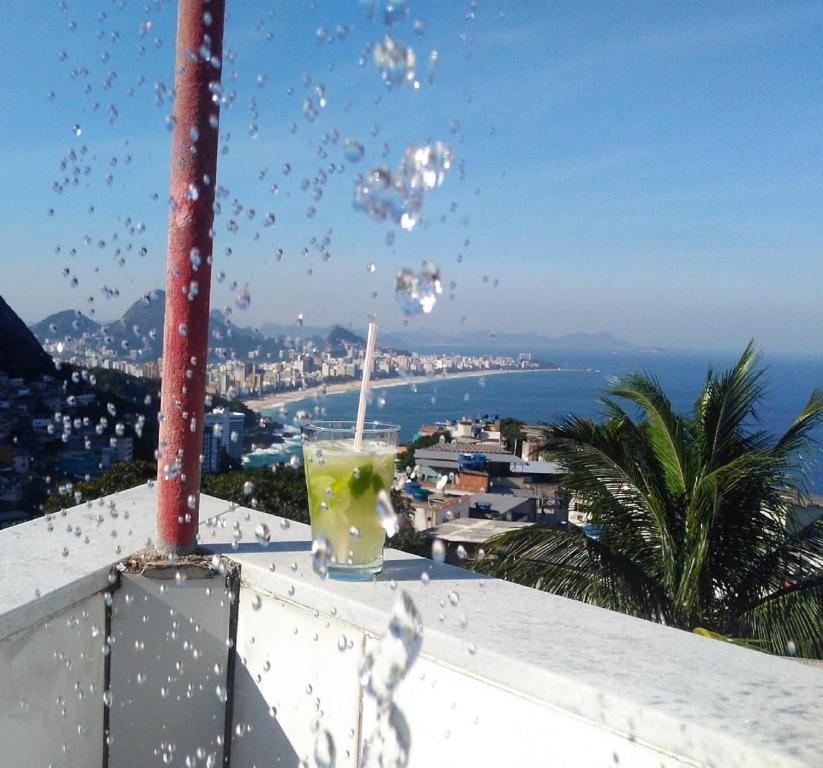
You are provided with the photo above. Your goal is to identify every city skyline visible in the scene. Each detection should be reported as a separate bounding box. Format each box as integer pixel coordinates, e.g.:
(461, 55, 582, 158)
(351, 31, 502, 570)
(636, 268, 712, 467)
(2, 2, 822, 355)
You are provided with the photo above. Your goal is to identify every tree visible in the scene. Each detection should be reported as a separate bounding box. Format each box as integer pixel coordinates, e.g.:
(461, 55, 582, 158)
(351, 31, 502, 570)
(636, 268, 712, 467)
(475, 344, 823, 658)
(499, 417, 526, 452)
(201, 465, 310, 524)
(396, 432, 450, 472)
(43, 459, 156, 514)
(387, 488, 427, 556)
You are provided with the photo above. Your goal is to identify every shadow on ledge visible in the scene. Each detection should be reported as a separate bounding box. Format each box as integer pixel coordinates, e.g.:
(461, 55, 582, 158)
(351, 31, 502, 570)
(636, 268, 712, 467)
(206, 541, 312, 555)
(379, 558, 490, 582)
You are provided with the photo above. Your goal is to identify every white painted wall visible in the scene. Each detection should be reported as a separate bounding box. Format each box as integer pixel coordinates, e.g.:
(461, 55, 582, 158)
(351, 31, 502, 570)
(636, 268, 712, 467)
(230, 588, 363, 767)
(108, 573, 232, 768)
(1, 486, 822, 768)
(0, 594, 105, 768)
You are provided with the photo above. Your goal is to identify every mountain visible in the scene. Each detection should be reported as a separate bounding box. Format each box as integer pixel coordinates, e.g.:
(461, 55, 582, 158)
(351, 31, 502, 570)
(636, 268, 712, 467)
(327, 325, 365, 346)
(32, 291, 289, 362)
(259, 322, 366, 349)
(0, 295, 54, 379)
(378, 328, 663, 356)
(98, 290, 165, 357)
(259, 322, 341, 339)
(30, 309, 99, 341)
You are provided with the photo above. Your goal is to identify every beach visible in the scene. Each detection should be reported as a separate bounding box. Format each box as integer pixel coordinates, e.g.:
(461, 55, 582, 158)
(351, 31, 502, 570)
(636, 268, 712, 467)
(242, 367, 561, 411)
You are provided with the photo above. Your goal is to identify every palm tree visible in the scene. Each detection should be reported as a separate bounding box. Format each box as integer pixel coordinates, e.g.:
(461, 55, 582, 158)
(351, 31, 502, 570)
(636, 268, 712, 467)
(475, 344, 823, 658)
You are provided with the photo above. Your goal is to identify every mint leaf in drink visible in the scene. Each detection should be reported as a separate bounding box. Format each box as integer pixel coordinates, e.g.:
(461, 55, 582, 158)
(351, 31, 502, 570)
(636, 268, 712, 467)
(348, 463, 374, 498)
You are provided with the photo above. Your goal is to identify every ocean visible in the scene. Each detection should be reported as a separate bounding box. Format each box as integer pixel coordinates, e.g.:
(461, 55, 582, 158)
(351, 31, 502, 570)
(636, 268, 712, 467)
(260, 351, 823, 491)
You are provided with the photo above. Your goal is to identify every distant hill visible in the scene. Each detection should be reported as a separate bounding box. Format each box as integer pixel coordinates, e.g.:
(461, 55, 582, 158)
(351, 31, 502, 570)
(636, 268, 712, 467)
(32, 292, 288, 362)
(327, 325, 365, 346)
(31, 309, 99, 341)
(0, 294, 54, 379)
(379, 328, 663, 356)
(259, 322, 365, 349)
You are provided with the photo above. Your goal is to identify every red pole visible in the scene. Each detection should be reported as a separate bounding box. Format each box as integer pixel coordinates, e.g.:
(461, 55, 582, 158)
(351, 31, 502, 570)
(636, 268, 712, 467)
(156, 0, 226, 555)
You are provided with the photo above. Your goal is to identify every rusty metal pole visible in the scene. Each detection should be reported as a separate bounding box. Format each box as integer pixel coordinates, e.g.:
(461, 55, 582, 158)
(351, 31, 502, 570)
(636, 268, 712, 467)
(156, 0, 226, 555)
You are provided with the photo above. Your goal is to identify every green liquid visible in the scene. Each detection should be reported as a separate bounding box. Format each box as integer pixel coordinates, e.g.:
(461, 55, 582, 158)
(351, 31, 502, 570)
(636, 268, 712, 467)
(303, 440, 396, 567)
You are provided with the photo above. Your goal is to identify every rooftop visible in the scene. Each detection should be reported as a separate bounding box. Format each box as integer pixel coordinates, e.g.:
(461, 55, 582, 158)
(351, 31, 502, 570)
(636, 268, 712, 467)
(2, 484, 822, 767)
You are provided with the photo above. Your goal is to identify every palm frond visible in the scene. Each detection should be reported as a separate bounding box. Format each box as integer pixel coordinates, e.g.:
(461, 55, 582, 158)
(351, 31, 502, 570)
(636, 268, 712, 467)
(608, 372, 689, 497)
(473, 524, 672, 622)
(730, 577, 823, 658)
(697, 342, 767, 473)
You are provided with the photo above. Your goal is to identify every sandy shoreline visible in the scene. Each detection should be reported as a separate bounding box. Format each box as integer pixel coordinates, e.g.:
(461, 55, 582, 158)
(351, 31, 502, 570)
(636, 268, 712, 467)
(243, 367, 575, 412)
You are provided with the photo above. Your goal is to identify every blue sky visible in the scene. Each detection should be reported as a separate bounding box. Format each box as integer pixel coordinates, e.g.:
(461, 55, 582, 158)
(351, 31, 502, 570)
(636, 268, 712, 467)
(1, 1, 822, 354)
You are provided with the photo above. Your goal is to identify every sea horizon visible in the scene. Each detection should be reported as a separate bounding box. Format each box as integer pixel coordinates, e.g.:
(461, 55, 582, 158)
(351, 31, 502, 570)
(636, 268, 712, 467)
(256, 350, 823, 492)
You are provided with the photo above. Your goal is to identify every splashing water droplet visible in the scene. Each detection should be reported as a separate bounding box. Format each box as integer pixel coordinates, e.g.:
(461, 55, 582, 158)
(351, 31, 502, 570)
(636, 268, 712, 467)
(431, 539, 446, 563)
(383, 0, 409, 26)
(255, 522, 270, 546)
(395, 262, 442, 316)
(235, 287, 251, 310)
(314, 729, 336, 768)
(311, 535, 332, 579)
(344, 138, 365, 163)
(359, 592, 422, 703)
(373, 35, 416, 88)
(243, 480, 254, 496)
(376, 490, 399, 537)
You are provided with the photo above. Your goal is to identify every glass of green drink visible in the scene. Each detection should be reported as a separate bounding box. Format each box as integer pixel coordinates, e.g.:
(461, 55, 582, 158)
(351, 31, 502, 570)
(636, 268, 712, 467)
(302, 420, 400, 579)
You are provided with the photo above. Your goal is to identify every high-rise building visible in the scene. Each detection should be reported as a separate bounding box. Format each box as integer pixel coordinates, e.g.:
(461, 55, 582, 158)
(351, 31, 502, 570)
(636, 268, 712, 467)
(202, 408, 246, 472)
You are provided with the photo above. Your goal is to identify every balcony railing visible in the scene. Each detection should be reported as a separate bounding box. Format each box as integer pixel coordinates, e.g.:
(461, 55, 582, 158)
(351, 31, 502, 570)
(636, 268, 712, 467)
(1, 484, 821, 767)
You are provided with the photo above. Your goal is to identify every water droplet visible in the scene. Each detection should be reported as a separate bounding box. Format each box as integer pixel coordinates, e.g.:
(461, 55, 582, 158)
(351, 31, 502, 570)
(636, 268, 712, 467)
(456, 544, 467, 560)
(250, 594, 262, 611)
(376, 490, 399, 537)
(311, 535, 332, 579)
(337, 634, 348, 652)
(384, 0, 409, 26)
(243, 481, 254, 496)
(344, 139, 365, 163)
(359, 591, 422, 704)
(235, 286, 251, 310)
(255, 523, 270, 546)
(448, 590, 459, 606)
(314, 729, 336, 768)
(395, 262, 442, 315)
(373, 35, 416, 89)
(187, 494, 197, 510)
(431, 539, 445, 563)
(215, 685, 228, 703)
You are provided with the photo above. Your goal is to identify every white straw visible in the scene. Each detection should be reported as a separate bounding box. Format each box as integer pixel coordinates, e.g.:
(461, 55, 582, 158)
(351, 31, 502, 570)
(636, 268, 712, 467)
(354, 321, 378, 451)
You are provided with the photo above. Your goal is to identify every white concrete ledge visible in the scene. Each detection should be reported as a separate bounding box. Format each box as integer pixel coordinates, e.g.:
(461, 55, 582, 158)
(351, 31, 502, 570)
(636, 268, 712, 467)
(1, 484, 822, 767)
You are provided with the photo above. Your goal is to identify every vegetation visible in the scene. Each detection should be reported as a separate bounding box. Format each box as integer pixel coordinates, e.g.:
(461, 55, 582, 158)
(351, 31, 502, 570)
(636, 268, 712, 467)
(499, 417, 526, 452)
(43, 459, 156, 514)
(42, 458, 427, 557)
(200, 465, 310, 524)
(475, 345, 823, 658)
(388, 489, 428, 556)
(396, 432, 450, 472)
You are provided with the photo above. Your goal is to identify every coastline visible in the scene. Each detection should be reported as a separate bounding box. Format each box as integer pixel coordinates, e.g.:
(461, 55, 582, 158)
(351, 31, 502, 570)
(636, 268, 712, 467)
(243, 367, 580, 412)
